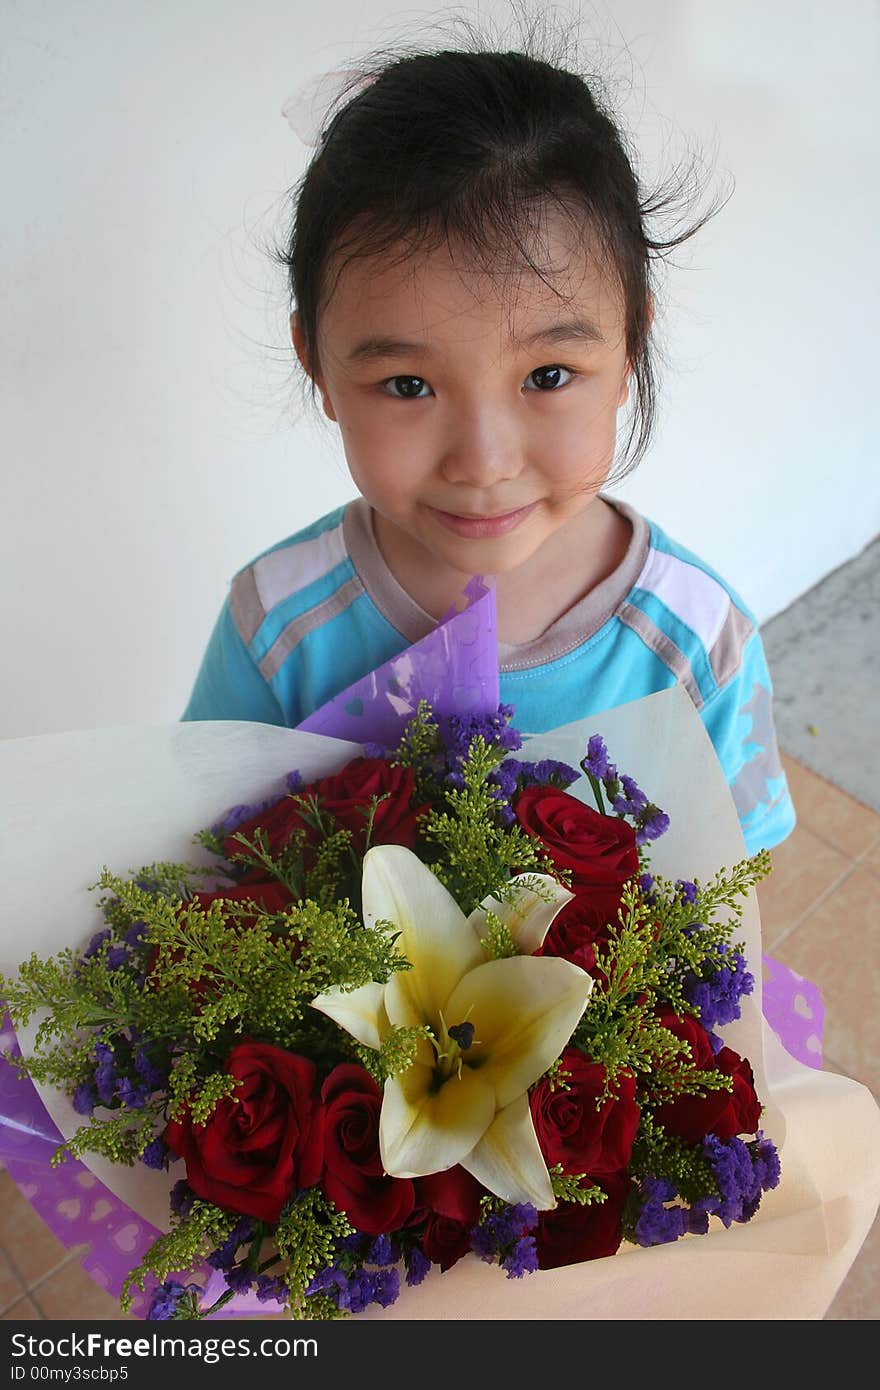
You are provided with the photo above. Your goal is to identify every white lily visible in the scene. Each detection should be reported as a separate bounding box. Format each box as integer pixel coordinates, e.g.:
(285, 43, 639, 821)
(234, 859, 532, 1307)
(311, 844, 593, 1209)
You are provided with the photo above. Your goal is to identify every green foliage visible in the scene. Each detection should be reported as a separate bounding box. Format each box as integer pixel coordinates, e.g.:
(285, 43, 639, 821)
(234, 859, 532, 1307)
(120, 1199, 239, 1313)
(628, 1113, 720, 1206)
(418, 739, 564, 912)
(549, 1166, 607, 1206)
(274, 1189, 354, 1319)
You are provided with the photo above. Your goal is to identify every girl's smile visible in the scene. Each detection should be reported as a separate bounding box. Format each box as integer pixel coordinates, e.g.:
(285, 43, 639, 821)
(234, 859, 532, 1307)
(426, 501, 540, 538)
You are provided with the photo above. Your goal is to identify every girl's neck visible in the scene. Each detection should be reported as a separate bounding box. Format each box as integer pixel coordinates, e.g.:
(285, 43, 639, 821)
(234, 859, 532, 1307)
(370, 496, 633, 647)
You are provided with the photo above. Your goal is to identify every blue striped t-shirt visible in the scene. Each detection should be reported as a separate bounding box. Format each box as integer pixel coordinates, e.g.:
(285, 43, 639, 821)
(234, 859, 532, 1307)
(182, 495, 795, 856)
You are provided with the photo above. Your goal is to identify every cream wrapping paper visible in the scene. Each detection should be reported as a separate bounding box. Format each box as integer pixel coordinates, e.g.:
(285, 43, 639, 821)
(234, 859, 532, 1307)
(1, 690, 878, 1319)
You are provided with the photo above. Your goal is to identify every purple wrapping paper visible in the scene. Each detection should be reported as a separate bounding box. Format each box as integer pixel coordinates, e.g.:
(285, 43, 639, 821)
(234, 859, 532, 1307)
(295, 573, 497, 750)
(0, 570, 823, 1315)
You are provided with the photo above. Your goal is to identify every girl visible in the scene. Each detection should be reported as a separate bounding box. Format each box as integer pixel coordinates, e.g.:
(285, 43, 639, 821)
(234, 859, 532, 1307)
(182, 33, 795, 858)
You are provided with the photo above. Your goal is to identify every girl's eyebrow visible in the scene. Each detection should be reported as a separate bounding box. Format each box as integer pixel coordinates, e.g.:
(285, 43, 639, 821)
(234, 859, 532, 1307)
(345, 315, 606, 364)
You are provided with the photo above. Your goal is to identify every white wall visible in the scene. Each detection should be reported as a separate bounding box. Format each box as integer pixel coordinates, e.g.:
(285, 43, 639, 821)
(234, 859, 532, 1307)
(3, 0, 878, 738)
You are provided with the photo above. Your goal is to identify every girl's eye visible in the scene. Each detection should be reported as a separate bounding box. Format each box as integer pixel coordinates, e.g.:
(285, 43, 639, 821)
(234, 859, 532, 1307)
(381, 375, 431, 399)
(525, 364, 576, 391)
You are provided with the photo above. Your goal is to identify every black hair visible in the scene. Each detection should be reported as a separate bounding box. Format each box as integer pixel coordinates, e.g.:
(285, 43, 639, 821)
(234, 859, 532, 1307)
(275, 8, 727, 482)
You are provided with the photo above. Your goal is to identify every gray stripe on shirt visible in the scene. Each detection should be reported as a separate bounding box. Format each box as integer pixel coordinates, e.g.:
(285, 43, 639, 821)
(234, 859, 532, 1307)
(230, 566, 266, 645)
(709, 602, 754, 689)
(259, 574, 366, 681)
(618, 602, 703, 708)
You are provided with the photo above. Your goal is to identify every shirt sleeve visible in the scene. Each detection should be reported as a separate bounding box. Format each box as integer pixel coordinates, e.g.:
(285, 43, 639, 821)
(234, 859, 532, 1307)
(181, 593, 287, 727)
(699, 626, 796, 856)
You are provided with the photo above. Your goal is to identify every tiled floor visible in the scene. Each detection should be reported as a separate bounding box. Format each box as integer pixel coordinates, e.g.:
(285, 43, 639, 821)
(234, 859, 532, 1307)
(0, 750, 877, 1321)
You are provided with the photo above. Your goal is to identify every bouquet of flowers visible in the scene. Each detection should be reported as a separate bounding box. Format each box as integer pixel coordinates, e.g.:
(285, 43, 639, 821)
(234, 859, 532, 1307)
(1, 693, 782, 1321)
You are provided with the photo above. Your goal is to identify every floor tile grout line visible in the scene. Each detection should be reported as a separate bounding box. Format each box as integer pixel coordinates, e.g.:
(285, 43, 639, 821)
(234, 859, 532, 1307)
(2, 1242, 87, 1301)
(764, 859, 859, 953)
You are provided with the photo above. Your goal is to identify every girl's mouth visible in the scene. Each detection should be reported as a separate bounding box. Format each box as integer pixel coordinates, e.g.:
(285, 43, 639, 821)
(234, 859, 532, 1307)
(428, 502, 538, 538)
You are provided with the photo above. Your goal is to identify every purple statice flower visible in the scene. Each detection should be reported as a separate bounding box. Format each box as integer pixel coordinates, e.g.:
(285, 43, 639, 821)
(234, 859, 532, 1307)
(360, 742, 388, 760)
(306, 1265, 345, 1298)
(124, 920, 148, 948)
(641, 1176, 678, 1204)
(372, 1267, 400, 1308)
(146, 1279, 203, 1321)
(634, 1198, 689, 1247)
(140, 1137, 169, 1170)
(169, 1180, 195, 1217)
(751, 1131, 781, 1192)
(501, 1234, 539, 1278)
(675, 879, 698, 904)
(612, 774, 648, 817)
(72, 1082, 97, 1116)
(635, 805, 671, 844)
(687, 1207, 711, 1235)
(224, 1264, 257, 1295)
(366, 1234, 394, 1267)
(134, 1046, 167, 1091)
(114, 1076, 150, 1109)
(255, 1275, 288, 1304)
(698, 1135, 762, 1227)
(337, 1268, 375, 1314)
(106, 945, 129, 971)
(489, 757, 579, 826)
(580, 734, 613, 781)
(471, 1202, 538, 1264)
(406, 1247, 431, 1286)
(207, 1218, 253, 1271)
(439, 704, 522, 771)
(284, 769, 304, 792)
(639, 872, 657, 905)
(93, 1042, 117, 1106)
(82, 929, 111, 961)
(210, 796, 283, 842)
(684, 943, 755, 1031)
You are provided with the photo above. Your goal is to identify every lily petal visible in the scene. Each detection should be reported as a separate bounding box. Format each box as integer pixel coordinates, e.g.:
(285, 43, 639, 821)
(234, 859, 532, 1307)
(461, 1093, 556, 1209)
(445, 955, 593, 1109)
(380, 1059, 496, 1177)
(310, 981, 387, 1051)
(468, 874, 575, 955)
(362, 844, 484, 1027)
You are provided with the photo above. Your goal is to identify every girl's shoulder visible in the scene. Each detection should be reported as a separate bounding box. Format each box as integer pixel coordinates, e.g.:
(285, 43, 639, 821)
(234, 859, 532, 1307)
(628, 501, 758, 626)
(617, 500, 761, 644)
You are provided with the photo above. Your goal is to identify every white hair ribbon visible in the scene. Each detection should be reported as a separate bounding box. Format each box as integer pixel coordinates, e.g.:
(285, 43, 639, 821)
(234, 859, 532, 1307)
(281, 67, 379, 147)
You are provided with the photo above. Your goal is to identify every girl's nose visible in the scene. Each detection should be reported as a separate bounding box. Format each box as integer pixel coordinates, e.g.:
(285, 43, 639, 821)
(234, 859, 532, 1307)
(438, 404, 523, 487)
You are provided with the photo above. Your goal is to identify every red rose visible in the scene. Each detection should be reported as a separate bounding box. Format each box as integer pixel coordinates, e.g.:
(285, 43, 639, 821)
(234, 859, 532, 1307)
(414, 1166, 484, 1271)
(163, 1041, 323, 1223)
(227, 758, 427, 880)
(537, 893, 611, 974)
(652, 1009, 762, 1142)
(530, 1049, 639, 1176)
(321, 1064, 415, 1235)
(514, 786, 639, 929)
(535, 1171, 631, 1270)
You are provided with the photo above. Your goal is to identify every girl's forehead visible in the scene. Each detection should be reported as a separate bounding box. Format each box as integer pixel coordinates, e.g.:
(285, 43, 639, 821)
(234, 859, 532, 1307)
(319, 225, 625, 343)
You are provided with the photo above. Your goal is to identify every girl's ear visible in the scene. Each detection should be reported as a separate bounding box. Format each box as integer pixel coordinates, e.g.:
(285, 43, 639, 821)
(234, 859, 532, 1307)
(290, 312, 338, 422)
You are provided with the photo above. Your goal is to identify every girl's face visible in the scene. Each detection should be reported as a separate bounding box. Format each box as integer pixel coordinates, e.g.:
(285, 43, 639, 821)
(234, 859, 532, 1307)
(292, 209, 635, 599)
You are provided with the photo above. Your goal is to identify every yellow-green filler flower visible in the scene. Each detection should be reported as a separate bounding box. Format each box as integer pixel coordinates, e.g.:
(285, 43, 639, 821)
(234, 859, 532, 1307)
(311, 844, 593, 1210)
